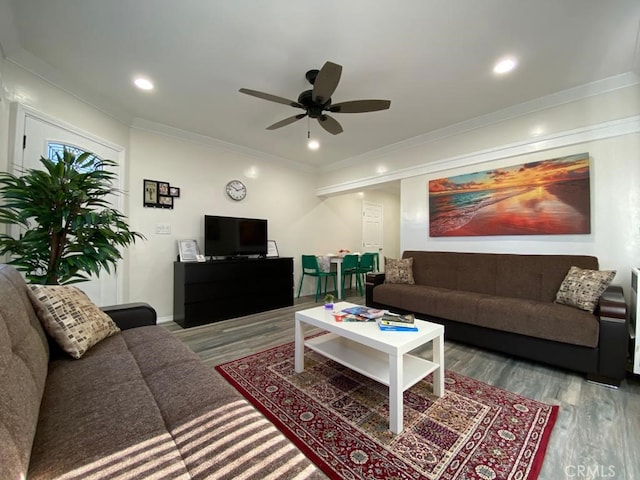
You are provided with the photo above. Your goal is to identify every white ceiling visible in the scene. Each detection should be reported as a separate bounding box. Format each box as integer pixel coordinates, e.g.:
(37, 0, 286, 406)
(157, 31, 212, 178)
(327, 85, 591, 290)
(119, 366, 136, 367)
(1, 0, 639, 170)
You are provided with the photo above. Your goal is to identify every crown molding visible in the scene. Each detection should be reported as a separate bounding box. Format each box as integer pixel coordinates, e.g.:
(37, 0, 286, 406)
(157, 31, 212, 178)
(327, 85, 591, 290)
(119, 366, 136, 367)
(316, 115, 640, 196)
(131, 118, 316, 173)
(322, 72, 640, 173)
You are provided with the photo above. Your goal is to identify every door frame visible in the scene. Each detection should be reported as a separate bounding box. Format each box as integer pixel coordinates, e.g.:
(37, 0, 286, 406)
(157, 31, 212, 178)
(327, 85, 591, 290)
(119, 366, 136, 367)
(9, 102, 128, 302)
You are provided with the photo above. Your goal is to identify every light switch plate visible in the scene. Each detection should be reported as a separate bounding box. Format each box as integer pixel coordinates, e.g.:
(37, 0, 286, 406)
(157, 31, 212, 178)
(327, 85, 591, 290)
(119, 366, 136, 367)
(155, 223, 171, 234)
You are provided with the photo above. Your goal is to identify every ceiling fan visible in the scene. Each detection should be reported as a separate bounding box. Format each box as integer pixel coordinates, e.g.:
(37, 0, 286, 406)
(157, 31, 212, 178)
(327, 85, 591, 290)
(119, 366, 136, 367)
(239, 61, 391, 135)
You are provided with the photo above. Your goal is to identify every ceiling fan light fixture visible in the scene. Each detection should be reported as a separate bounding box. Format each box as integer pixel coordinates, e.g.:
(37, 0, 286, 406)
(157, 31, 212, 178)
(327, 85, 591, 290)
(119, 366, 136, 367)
(307, 138, 320, 150)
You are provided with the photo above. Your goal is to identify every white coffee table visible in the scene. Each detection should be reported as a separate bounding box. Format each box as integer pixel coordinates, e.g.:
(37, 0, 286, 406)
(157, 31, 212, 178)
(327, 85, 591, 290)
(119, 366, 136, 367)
(294, 301, 444, 434)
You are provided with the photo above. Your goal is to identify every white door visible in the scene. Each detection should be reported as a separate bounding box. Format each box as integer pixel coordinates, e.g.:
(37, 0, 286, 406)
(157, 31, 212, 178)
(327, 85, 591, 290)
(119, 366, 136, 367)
(362, 201, 383, 268)
(13, 106, 125, 306)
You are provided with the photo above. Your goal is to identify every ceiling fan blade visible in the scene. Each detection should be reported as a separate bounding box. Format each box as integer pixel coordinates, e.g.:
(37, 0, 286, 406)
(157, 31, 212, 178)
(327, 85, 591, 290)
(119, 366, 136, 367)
(317, 115, 343, 135)
(239, 88, 302, 108)
(329, 99, 391, 113)
(266, 113, 307, 130)
(312, 61, 342, 104)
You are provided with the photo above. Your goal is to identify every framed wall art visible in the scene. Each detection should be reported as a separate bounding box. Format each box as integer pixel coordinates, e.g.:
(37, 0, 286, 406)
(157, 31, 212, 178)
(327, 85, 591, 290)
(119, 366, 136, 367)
(428, 153, 591, 237)
(143, 179, 158, 207)
(143, 179, 180, 209)
(158, 195, 173, 208)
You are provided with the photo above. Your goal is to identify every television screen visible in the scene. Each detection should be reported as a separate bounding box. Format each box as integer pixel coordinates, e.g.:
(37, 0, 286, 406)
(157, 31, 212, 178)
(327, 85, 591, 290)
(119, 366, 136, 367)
(204, 215, 267, 258)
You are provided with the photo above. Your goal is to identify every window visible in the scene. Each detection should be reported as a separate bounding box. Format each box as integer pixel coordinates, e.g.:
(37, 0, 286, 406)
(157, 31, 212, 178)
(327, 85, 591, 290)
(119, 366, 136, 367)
(47, 142, 101, 172)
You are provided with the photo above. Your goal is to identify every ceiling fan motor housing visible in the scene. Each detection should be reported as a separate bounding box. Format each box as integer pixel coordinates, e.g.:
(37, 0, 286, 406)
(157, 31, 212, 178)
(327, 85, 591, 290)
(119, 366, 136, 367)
(297, 90, 331, 118)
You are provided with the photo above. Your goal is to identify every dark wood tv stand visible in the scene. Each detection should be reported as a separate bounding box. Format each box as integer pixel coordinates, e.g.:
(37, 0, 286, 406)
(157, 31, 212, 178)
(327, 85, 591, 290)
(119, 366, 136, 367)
(173, 257, 294, 328)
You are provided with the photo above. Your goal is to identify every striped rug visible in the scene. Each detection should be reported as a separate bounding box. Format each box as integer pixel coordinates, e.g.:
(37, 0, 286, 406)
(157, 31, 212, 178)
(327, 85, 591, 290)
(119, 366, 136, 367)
(216, 339, 558, 480)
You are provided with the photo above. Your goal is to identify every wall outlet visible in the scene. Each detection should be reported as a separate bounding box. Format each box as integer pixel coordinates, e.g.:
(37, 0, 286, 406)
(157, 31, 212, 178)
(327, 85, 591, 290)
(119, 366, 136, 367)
(156, 223, 171, 234)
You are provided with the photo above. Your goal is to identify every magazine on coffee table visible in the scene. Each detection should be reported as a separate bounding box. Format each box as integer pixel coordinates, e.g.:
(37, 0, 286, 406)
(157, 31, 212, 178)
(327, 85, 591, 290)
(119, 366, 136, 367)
(341, 306, 386, 319)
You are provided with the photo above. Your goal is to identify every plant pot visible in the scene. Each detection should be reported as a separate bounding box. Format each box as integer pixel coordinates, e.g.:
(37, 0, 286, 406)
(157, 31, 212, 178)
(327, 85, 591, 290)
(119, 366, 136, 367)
(324, 303, 333, 309)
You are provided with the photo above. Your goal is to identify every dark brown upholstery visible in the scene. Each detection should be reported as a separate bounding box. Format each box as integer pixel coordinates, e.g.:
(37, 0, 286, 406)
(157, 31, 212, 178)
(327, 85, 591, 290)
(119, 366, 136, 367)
(366, 251, 628, 386)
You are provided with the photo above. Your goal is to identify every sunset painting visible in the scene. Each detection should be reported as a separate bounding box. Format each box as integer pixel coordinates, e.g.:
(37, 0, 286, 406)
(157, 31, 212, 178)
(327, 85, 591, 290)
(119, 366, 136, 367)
(429, 153, 591, 237)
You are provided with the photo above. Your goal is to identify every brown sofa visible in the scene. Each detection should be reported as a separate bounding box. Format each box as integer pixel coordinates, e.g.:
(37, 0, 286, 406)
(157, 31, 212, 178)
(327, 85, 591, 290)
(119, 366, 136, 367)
(366, 251, 628, 386)
(0, 264, 319, 480)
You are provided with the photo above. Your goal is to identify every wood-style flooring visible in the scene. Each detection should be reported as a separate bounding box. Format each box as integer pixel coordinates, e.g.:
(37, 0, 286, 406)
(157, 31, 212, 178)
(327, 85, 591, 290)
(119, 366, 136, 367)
(165, 290, 640, 480)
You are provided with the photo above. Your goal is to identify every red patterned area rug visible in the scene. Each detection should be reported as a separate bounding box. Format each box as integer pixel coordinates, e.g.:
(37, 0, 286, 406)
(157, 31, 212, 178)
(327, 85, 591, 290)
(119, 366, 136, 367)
(215, 340, 558, 480)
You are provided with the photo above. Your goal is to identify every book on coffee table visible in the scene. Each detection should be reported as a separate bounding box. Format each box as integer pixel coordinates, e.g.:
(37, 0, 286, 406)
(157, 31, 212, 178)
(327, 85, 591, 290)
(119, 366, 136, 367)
(378, 312, 416, 327)
(377, 316, 419, 331)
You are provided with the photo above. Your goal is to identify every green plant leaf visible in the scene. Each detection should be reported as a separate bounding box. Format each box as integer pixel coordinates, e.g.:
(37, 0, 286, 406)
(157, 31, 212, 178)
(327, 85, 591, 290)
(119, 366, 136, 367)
(0, 149, 145, 284)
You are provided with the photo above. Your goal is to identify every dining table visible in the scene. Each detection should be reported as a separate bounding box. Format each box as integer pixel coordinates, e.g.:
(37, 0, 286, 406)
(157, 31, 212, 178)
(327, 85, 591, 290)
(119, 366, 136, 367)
(316, 253, 379, 300)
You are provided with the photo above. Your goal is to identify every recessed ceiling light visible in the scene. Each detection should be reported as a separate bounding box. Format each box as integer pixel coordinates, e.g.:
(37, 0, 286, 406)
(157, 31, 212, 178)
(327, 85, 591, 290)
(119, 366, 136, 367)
(134, 77, 154, 90)
(493, 57, 518, 75)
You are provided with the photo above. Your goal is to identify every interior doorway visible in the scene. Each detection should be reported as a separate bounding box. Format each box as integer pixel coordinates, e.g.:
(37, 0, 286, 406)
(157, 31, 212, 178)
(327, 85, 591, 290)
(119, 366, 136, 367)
(362, 201, 383, 269)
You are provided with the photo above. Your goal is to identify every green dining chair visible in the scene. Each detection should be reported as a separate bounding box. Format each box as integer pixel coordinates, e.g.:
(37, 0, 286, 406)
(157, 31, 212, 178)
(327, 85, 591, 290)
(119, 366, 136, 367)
(341, 254, 362, 297)
(297, 255, 338, 302)
(355, 252, 377, 290)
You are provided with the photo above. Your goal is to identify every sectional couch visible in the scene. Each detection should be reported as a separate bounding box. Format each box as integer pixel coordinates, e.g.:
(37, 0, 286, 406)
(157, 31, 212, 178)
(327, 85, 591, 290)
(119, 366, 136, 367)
(0, 264, 320, 480)
(366, 251, 628, 386)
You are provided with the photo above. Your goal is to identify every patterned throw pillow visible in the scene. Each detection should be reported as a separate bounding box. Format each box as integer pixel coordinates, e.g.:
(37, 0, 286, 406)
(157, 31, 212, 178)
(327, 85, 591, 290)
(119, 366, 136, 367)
(28, 285, 120, 359)
(555, 266, 616, 313)
(384, 257, 415, 284)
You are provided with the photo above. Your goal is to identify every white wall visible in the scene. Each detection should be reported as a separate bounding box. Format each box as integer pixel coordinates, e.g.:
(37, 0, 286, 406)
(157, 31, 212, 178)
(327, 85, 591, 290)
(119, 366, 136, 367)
(315, 82, 640, 297)
(127, 128, 400, 318)
(3, 55, 636, 313)
(402, 134, 639, 288)
(0, 61, 398, 320)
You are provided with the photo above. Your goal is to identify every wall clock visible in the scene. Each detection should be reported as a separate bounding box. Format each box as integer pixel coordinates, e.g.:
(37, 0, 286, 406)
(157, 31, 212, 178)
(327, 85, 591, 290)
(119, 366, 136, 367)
(225, 179, 247, 201)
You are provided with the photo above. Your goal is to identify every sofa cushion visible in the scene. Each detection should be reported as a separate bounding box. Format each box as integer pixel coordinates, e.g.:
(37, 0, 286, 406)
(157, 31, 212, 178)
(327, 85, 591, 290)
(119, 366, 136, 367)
(28, 328, 193, 479)
(384, 257, 415, 284)
(373, 282, 599, 348)
(476, 295, 600, 347)
(402, 251, 599, 302)
(28, 285, 120, 359)
(0, 265, 50, 480)
(555, 266, 616, 313)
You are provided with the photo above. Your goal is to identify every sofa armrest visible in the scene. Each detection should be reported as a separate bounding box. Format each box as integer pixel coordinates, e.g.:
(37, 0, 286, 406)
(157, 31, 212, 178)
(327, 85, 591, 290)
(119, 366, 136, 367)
(597, 285, 626, 319)
(593, 285, 628, 384)
(101, 302, 157, 330)
(365, 272, 386, 306)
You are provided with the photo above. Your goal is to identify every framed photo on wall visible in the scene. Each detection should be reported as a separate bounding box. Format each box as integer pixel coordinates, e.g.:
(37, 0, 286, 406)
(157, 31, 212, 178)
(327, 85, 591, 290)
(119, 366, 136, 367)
(158, 195, 174, 208)
(158, 182, 170, 196)
(143, 179, 158, 207)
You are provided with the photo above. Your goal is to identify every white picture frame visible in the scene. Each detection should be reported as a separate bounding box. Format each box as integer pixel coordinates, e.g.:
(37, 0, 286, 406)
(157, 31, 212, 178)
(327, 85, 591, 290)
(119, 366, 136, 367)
(266, 240, 279, 258)
(178, 239, 200, 262)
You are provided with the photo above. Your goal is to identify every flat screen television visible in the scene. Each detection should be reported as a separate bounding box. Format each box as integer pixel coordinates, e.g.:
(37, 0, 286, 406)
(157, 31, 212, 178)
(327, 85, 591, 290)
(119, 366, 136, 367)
(204, 215, 267, 258)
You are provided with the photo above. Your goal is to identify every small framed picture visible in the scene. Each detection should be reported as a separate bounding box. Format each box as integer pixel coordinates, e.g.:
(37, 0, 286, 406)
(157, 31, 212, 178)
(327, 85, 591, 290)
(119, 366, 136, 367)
(158, 195, 174, 208)
(178, 239, 199, 262)
(158, 182, 170, 196)
(267, 240, 279, 258)
(143, 179, 158, 207)
(169, 186, 181, 197)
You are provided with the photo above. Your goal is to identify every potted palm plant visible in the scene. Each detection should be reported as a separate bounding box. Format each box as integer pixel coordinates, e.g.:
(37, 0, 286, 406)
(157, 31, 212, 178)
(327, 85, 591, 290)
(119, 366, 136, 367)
(0, 150, 143, 284)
